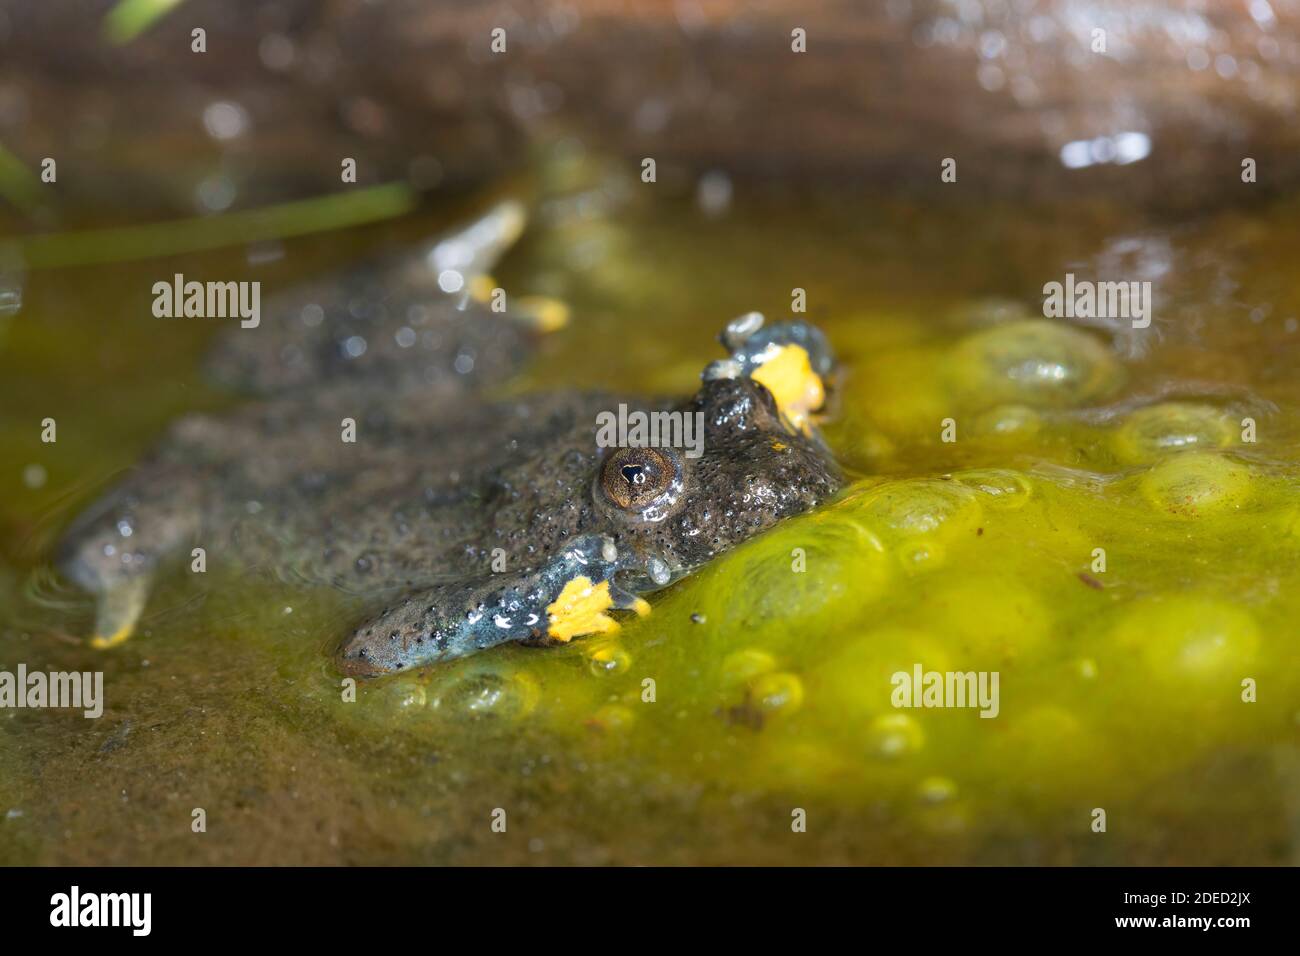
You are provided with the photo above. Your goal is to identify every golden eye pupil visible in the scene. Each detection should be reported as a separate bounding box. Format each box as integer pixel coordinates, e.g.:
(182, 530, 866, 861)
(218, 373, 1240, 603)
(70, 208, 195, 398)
(621, 464, 646, 486)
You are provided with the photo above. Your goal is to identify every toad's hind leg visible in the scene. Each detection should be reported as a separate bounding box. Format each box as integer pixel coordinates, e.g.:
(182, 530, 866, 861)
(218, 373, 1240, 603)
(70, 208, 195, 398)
(203, 200, 548, 396)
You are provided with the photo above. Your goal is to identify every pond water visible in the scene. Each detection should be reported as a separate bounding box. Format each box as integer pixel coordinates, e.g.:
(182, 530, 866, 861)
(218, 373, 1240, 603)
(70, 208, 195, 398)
(2, 163, 1298, 864)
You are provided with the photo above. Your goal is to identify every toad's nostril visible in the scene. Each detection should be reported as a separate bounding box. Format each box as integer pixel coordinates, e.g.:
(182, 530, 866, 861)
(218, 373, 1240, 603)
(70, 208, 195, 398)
(337, 641, 384, 678)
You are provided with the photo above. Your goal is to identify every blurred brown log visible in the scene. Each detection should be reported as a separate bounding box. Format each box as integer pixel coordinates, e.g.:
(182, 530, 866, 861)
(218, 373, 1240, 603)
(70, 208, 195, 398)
(0, 0, 1297, 222)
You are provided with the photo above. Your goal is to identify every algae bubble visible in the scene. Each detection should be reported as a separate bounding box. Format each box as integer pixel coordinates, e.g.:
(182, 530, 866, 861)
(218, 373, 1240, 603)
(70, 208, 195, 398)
(426, 665, 541, 721)
(1138, 452, 1254, 517)
(867, 713, 926, 760)
(813, 627, 954, 725)
(920, 575, 1054, 662)
(1112, 402, 1237, 464)
(1109, 596, 1259, 685)
(948, 319, 1123, 409)
(973, 403, 1043, 440)
(720, 648, 779, 688)
(748, 671, 805, 718)
(684, 504, 892, 656)
(846, 478, 984, 540)
(586, 642, 632, 676)
(950, 469, 1035, 510)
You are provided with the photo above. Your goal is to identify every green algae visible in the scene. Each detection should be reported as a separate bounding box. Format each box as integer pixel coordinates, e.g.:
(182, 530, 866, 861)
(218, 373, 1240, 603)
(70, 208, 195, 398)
(3, 187, 1300, 865)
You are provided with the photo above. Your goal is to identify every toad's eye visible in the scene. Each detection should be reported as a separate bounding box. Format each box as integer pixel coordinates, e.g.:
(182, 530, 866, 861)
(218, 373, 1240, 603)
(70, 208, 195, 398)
(599, 447, 678, 510)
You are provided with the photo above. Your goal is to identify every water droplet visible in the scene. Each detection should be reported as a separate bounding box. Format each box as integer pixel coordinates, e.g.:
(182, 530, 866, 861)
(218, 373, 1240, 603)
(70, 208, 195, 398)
(202, 101, 250, 140)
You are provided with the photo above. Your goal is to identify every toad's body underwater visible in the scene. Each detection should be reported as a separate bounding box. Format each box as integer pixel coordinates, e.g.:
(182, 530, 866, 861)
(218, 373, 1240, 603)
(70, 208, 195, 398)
(57, 203, 844, 675)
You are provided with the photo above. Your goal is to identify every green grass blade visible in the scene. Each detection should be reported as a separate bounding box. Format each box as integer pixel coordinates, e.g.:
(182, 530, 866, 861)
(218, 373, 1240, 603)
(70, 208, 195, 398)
(103, 0, 186, 45)
(16, 183, 419, 268)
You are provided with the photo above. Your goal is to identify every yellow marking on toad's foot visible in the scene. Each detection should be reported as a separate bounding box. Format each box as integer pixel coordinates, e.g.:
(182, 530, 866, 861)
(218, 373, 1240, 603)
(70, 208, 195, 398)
(751, 344, 826, 435)
(515, 295, 570, 333)
(546, 576, 618, 642)
(468, 275, 570, 333)
(546, 576, 651, 643)
(469, 273, 498, 305)
(90, 626, 133, 649)
(87, 576, 150, 650)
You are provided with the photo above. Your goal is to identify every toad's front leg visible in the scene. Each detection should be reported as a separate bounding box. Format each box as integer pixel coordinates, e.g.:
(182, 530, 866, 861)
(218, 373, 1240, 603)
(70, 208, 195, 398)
(337, 534, 649, 676)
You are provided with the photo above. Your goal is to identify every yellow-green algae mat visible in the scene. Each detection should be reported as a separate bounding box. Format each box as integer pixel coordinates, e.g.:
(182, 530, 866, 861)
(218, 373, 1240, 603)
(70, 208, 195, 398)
(4, 195, 1300, 864)
(327, 319, 1299, 857)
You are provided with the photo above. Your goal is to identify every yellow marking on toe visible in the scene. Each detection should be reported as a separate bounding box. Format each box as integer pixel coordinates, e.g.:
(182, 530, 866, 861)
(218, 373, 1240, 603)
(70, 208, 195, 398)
(546, 576, 620, 642)
(516, 295, 570, 333)
(751, 344, 825, 435)
(90, 626, 133, 650)
(469, 274, 498, 304)
(631, 596, 651, 617)
(469, 280, 569, 333)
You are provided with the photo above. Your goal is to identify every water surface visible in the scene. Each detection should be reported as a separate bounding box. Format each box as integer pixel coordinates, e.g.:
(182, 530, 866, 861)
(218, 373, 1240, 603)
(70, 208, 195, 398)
(2, 177, 1298, 864)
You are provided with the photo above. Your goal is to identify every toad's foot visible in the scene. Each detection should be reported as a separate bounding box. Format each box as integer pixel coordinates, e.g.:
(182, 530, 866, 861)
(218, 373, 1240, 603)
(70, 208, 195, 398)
(545, 573, 649, 642)
(706, 313, 834, 434)
(88, 575, 151, 649)
(58, 461, 201, 652)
